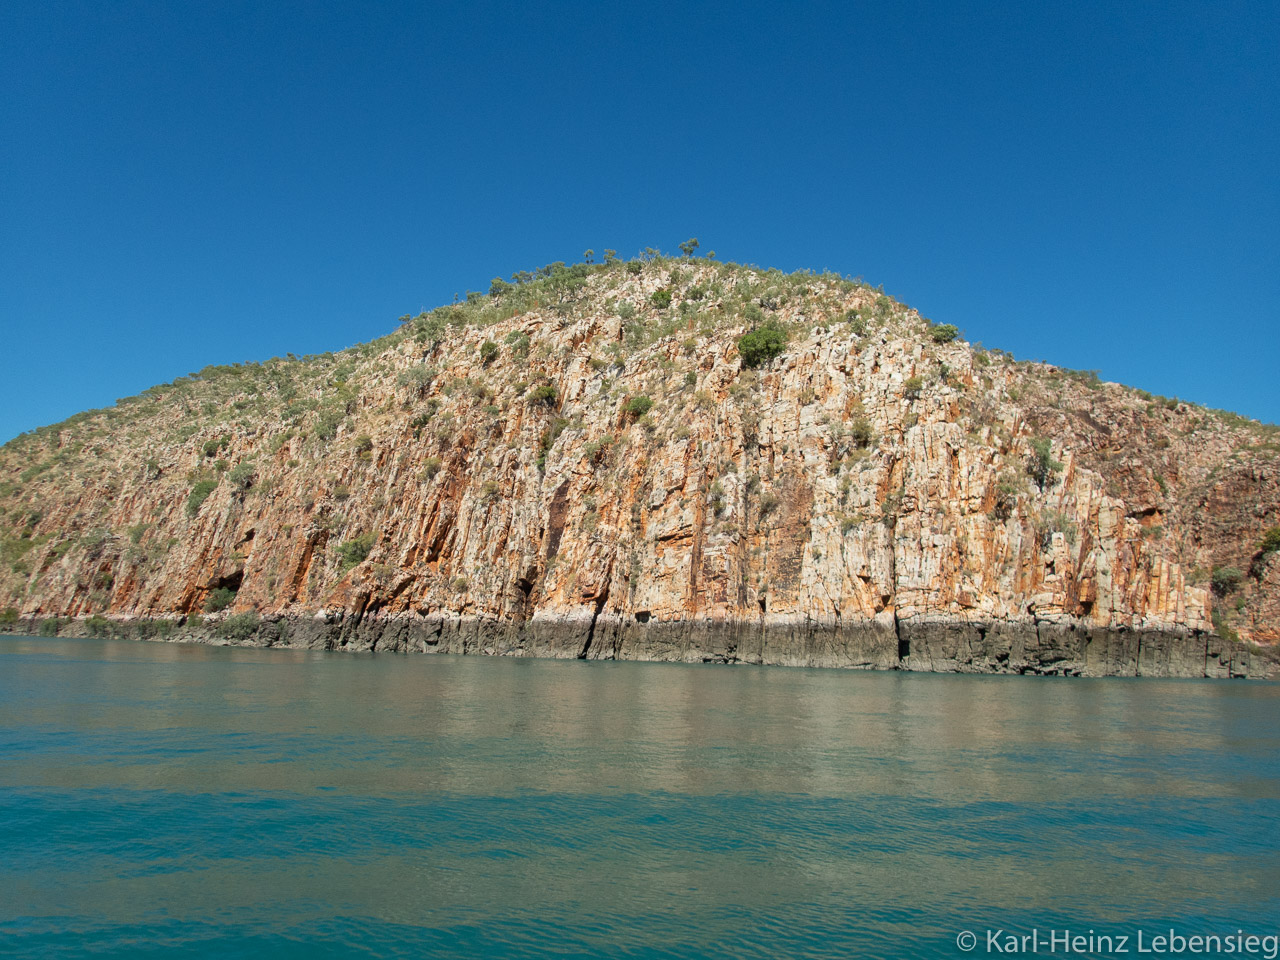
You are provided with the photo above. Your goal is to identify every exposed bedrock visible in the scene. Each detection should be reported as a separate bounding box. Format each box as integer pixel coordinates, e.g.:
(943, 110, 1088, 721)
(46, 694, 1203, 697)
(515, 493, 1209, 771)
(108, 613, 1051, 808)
(6, 613, 1268, 679)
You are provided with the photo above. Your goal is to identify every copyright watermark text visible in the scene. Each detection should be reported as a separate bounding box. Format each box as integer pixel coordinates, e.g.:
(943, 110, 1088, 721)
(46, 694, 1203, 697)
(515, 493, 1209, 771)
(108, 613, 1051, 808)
(954, 929, 1279, 958)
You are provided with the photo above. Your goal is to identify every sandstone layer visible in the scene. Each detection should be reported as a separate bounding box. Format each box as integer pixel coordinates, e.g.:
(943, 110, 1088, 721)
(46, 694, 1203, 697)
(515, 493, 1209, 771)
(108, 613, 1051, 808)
(2, 257, 1276, 678)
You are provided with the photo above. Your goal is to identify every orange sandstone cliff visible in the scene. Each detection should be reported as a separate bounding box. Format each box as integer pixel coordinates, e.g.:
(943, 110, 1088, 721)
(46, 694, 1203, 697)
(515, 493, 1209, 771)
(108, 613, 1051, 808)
(1, 257, 1277, 677)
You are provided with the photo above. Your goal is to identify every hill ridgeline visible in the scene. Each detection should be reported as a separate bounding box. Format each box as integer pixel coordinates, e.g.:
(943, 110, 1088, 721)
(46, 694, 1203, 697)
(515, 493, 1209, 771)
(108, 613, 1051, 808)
(2, 254, 1277, 677)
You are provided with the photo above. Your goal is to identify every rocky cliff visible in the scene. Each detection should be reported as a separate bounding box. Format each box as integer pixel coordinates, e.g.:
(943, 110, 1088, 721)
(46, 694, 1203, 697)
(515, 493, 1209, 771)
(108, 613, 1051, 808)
(2, 255, 1277, 677)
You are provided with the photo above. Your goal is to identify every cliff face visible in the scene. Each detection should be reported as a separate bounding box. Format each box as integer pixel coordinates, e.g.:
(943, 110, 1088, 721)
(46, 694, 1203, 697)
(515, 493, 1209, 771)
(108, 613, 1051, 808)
(2, 258, 1277, 677)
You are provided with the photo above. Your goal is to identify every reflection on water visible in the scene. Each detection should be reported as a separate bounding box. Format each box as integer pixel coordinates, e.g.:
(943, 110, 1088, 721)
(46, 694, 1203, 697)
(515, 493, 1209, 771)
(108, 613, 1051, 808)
(1, 635, 1278, 959)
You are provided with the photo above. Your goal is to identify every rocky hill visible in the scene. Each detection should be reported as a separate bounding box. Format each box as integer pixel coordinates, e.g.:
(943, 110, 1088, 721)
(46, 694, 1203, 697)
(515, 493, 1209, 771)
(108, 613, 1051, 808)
(2, 253, 1278, 677)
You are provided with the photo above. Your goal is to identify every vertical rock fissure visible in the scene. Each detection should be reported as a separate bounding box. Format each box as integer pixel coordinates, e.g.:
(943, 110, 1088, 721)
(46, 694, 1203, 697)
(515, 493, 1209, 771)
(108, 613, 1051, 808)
(579, 588, 608, 660)
(578, 558, 614, 660)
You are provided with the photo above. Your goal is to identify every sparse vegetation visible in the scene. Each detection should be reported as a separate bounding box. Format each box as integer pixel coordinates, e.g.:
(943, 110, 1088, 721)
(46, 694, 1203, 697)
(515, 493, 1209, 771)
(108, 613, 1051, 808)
(1, 248, 1277, 667)
(623, 395, 654, 418)
(314, 410, 343, 443)
(202, 435, 230, 458)
(1027, 438, 1063, 491)
(850, 418, 874, 447)
(336, 531, 376, 569)
(758, 491, 779, 519)
(528, 384, 558, 405)
(204, 587, 236, 613)
(186, 480, 218, 517)
(536, 417, 568, 472)
(228, 461, 257, 491)
(1261, 527, 1280, 556)
(584, 435, 615, 464)
(223, 610, 259, 640)
(1211, 567, 1243, 596)
(991, 474, 1022, 521)
(504, 330, 531, 357)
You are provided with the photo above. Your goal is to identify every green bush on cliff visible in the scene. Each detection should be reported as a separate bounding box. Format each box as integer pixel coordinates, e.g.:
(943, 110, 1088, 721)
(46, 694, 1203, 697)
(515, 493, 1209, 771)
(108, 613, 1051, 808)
(205, 587, 236, 613)
(737, 320, 788, 368)
(314, 409, 343, 443)
(584, 435, 615, 464)
(336, 531, 375, 569)
(623, 395, 654, 418)
(228, 461, 257, 491)
(479, 340, 499, 365)
(1261, 527, 1280, 556)
(1212, 608, 1240, 644)
(186, 480, 218, 517)
(930, 323, 959, 343)
(503, 330, 530, 357)
(1026, 438, 1063, 491)
(202, 435, 230, 458)
(0, 607, 19, 625)
(536, 417, 568, 472)
(527, 384, 558, 405)
(850, 417, 874, 447)
(1211, 566, 1243, 596)
(397, 366, 435, 397)
(2, 536, 38, 571)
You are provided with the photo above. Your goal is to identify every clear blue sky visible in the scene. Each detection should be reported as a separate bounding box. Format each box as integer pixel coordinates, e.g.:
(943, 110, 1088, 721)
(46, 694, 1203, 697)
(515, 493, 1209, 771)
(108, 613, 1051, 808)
(2, 0, 1276, 442)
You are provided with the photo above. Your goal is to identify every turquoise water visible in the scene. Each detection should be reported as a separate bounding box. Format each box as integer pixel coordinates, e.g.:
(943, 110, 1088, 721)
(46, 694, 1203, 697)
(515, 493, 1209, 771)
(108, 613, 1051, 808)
(1, 636, 1278, 959)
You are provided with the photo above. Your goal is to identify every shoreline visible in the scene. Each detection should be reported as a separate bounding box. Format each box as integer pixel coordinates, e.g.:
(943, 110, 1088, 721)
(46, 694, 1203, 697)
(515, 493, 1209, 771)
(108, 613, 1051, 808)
(3, 612, 1274, 680)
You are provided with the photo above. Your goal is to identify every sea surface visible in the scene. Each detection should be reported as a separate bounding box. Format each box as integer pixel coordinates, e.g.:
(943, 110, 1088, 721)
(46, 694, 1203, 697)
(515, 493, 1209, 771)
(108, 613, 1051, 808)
(1, 635, 1278, 959)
